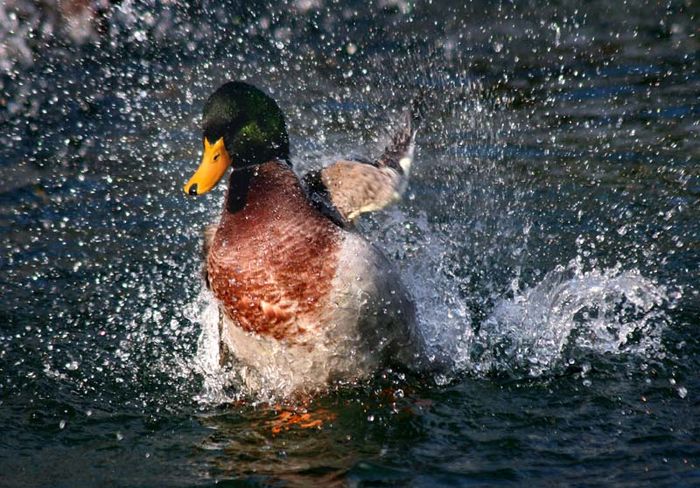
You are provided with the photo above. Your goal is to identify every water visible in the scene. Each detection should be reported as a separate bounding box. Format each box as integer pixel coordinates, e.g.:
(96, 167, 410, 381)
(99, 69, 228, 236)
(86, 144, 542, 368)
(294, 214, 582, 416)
(1, 0, 698, 486)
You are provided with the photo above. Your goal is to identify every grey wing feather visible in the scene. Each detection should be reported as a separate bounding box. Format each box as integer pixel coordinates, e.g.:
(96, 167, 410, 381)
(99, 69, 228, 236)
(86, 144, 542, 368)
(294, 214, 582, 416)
(303, 99, 421, 224)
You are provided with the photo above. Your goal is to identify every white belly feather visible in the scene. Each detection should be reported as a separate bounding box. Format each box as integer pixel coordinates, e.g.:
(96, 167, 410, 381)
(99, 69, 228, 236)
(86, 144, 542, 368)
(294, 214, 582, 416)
(218, 232, 422, 398)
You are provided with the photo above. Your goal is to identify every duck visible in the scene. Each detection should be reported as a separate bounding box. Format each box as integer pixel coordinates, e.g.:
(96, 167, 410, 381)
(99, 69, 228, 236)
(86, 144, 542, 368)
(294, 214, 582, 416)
(184, 81, 425, 398)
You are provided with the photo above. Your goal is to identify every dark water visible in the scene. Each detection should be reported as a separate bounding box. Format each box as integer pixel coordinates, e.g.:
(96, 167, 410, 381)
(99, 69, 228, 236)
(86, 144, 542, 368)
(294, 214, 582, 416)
(1, 1, 698, 486)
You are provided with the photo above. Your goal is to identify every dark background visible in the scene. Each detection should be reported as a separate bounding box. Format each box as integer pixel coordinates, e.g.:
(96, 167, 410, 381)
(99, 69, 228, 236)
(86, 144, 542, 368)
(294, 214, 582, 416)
(1, 1, 698, 486)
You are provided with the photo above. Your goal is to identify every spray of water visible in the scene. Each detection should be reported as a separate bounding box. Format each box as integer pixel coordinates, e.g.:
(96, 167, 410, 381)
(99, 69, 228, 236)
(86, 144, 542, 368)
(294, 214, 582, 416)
(473, 258, 671, 378)
(181, 55, 677, 403)
(1, 2, 684, 407)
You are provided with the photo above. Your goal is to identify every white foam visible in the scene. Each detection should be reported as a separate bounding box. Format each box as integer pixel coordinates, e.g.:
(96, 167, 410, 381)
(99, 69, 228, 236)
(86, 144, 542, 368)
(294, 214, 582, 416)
(472, 258, 672, 378)
(181, 288, 244, 405)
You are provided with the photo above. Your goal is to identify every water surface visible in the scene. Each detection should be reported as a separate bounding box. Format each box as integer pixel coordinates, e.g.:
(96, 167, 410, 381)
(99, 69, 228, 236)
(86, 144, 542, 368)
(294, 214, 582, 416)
(1, 1, 698, 486)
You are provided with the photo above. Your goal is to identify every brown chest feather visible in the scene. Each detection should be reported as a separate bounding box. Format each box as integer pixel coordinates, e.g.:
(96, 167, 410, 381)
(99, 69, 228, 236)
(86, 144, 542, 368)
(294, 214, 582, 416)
(207, 162, 341, 341)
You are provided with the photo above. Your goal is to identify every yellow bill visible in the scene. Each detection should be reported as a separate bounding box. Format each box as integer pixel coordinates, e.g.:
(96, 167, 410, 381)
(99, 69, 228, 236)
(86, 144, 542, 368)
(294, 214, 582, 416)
(184, 137, 232, 196)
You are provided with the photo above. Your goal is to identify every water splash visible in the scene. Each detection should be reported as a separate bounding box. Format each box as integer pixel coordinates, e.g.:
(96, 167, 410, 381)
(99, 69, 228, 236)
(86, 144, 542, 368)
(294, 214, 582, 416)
(472, 258, 673, 378)
(184, 233, 674, 399)
(3, 1, 689, 408)
(181, 288, 244, 405)
(179, 60, 678, 400)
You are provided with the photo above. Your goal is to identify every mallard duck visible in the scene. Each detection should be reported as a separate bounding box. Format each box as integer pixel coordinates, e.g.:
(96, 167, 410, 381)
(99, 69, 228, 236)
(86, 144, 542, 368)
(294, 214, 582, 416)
(184, 81, 424, 397)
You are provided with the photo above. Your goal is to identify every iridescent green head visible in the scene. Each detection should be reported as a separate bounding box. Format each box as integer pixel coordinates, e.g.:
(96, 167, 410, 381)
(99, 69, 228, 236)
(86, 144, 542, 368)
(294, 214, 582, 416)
(184, 81, 289, 196)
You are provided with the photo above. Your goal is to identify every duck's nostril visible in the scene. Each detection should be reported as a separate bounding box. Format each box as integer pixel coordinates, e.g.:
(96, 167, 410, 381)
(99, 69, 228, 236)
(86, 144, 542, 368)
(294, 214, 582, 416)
(188, 183, 198, 196)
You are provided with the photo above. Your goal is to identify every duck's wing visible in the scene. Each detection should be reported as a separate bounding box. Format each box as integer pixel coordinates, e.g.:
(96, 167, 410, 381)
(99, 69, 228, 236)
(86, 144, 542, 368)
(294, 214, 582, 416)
(302, 99, 422, 226)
